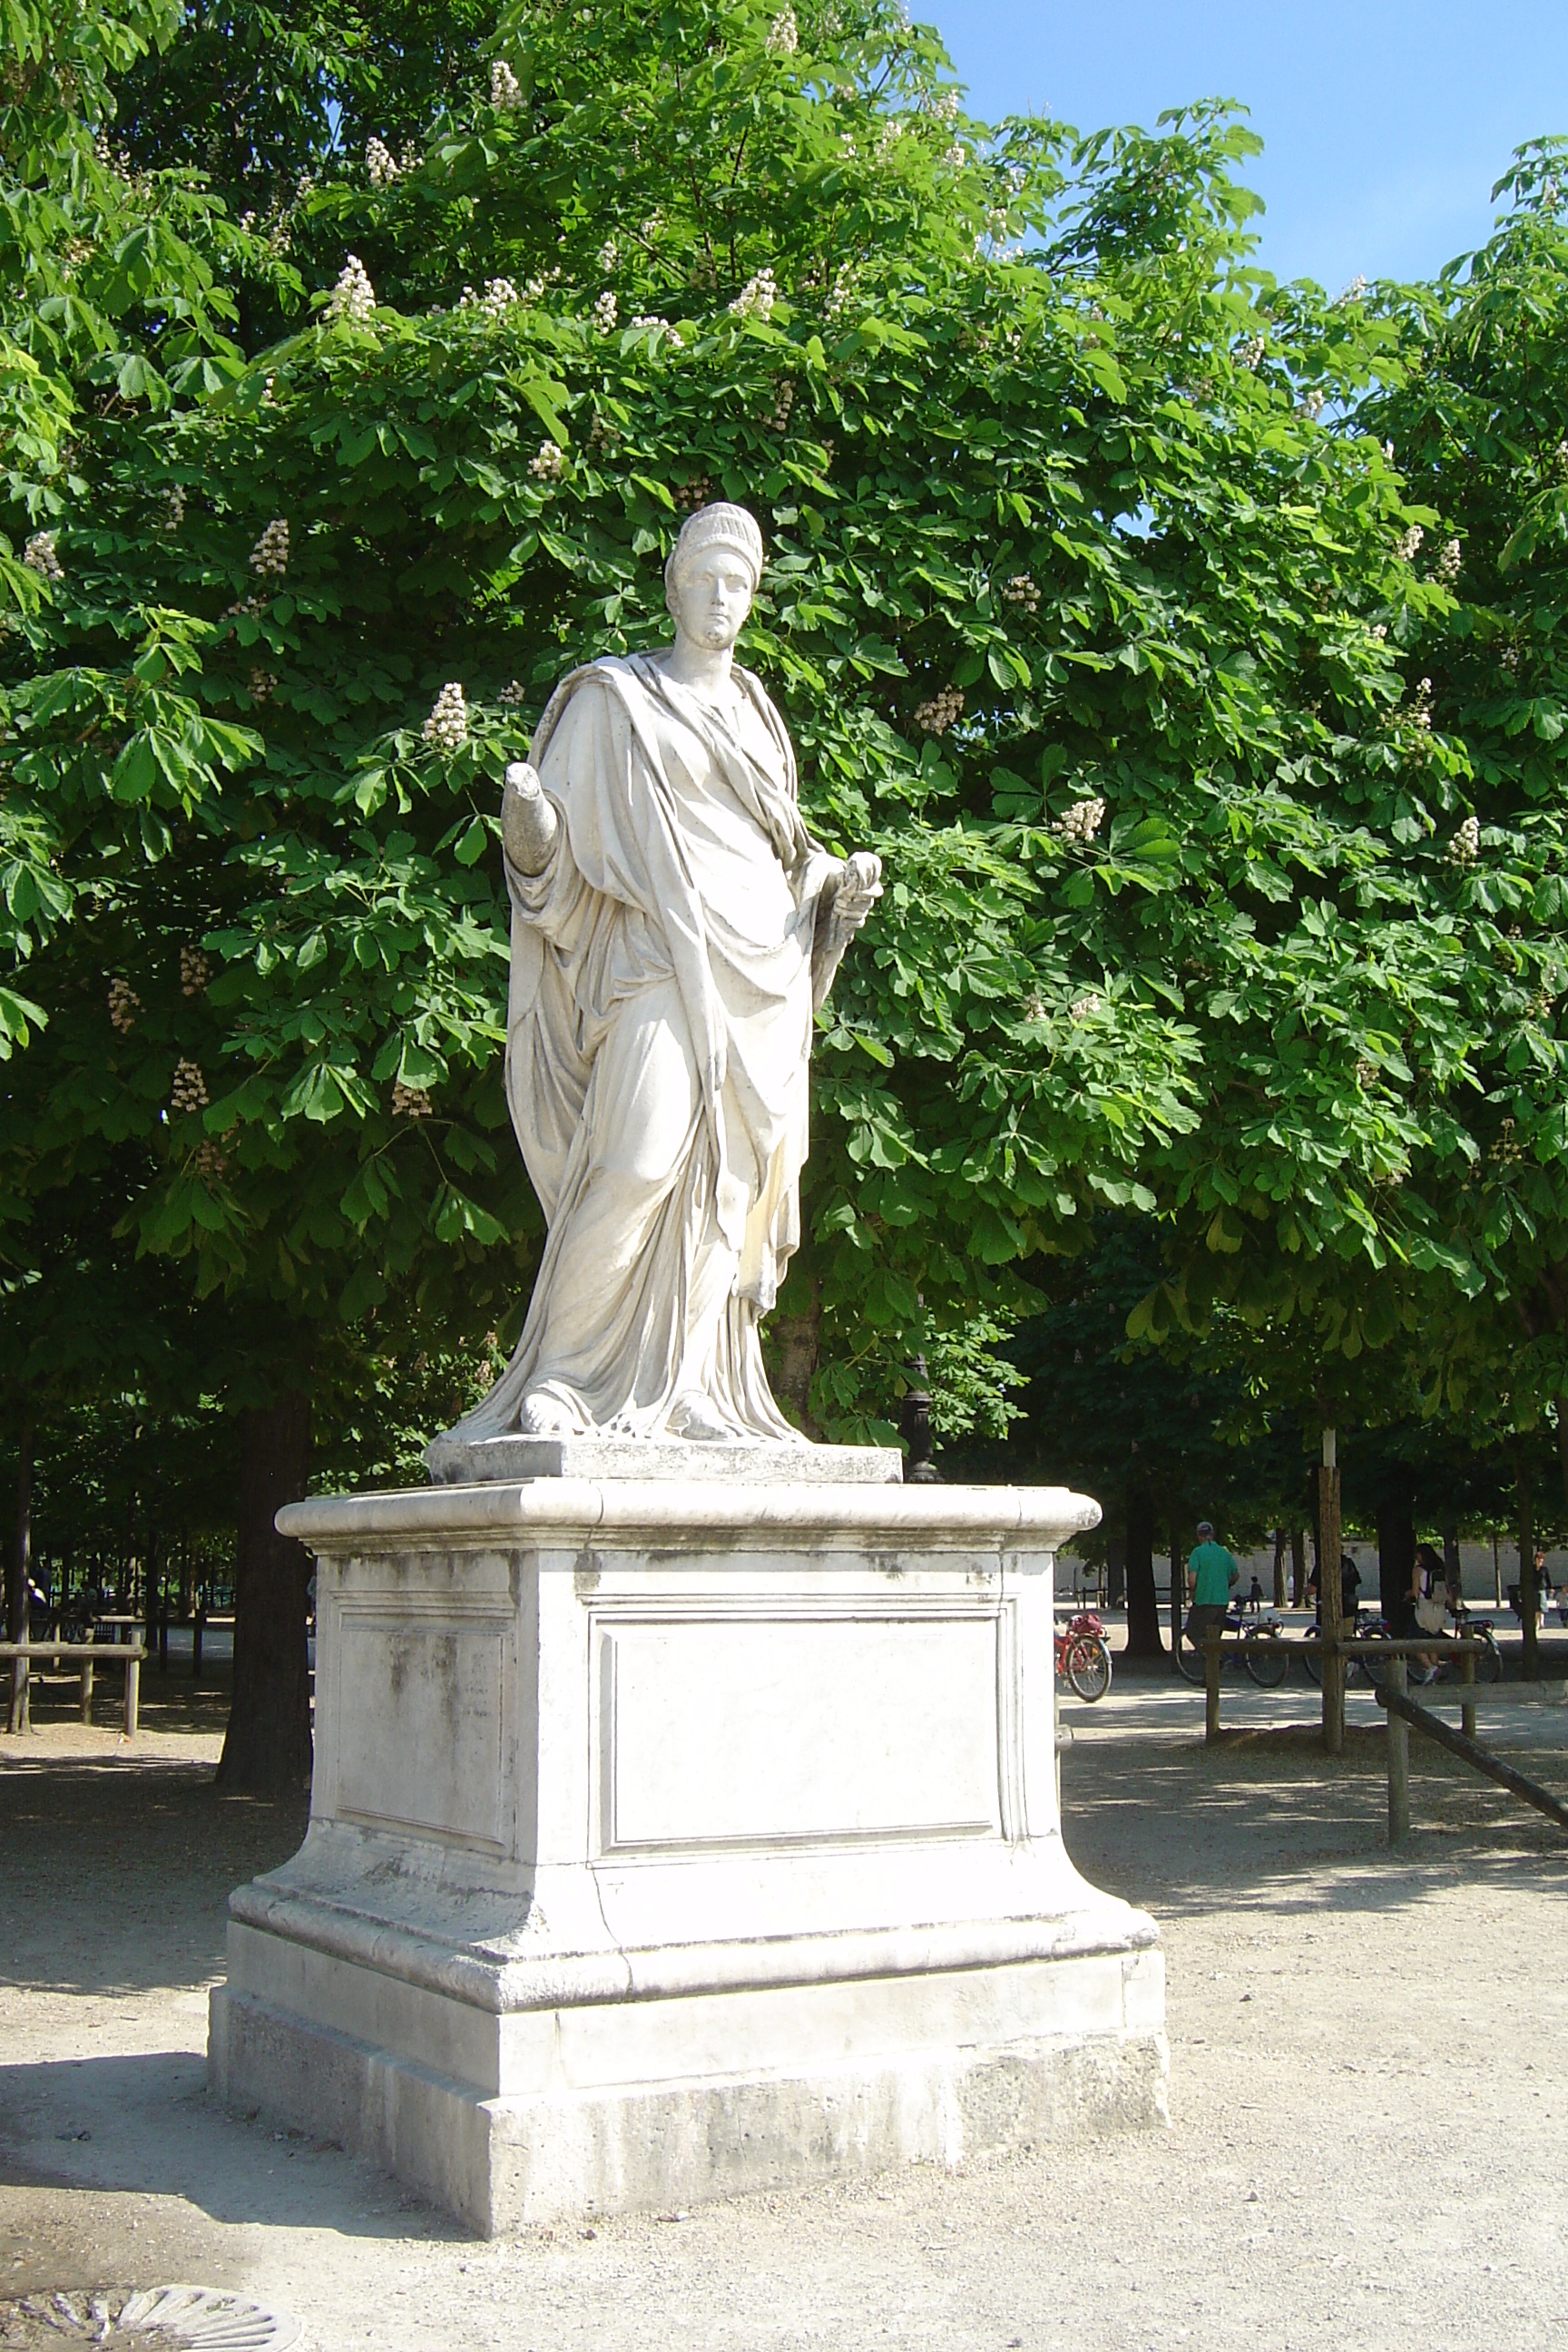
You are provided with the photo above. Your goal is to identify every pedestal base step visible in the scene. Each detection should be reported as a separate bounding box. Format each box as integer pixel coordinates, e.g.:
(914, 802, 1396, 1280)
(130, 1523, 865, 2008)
(421, 1431, 902, 1485)
(209, 1948, 1168, 2235)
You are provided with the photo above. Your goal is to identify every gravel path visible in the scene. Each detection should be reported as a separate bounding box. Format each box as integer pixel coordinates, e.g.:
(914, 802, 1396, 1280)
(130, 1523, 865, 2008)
(2, 1669, 1565, 2350)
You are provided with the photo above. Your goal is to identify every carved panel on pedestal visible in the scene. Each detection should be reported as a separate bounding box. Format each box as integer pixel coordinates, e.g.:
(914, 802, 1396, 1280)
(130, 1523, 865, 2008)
(594, 1606, 1004, 1854)
(332, 1604, 514, 1855)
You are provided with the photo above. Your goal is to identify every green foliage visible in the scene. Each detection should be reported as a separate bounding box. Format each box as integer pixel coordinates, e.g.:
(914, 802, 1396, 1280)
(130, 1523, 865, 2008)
(1350, 144, 1568, 1434)
(3, 0, 1565, 1490)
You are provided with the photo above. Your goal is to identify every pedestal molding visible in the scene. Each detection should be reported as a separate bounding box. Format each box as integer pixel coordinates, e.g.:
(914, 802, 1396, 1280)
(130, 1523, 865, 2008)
(278, 1477, 1100, 1552)
(229, 1878, 1158, 2014)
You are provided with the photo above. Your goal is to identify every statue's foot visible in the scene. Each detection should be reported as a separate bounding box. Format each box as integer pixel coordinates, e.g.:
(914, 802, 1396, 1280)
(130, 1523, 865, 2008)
(669, 1390, 730, 1443)
(518, 1391, 574, 1436)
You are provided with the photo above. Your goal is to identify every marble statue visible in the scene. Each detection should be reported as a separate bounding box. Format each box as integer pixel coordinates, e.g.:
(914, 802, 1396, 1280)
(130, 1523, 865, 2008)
(449, 502, 882, 1447)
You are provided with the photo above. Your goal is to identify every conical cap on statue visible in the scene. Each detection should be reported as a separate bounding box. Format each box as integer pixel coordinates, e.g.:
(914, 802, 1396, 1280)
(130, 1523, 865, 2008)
(664, 503, 765, 602)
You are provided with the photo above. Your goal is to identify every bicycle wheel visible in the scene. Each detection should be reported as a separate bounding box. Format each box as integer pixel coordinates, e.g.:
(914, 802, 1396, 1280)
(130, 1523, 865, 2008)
(1175, 1627, 1209, 1683)
(1475, 1635, 1503, 1684)
(1358, 1635, 1391, 1690)
(1242, 1632, 1289, 1688)
(1067, 1633, 1112, 1702)
(1300, 1636, 1322, 1687)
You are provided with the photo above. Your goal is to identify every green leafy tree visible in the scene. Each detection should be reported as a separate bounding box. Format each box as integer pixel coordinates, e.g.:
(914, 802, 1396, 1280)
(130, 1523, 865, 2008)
(1367, 144, 1568, 1524)
(7, 0, 1524, 1772)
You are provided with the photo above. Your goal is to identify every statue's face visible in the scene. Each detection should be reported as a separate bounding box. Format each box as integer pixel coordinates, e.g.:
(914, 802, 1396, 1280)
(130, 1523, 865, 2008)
(671, 547, 755, 652)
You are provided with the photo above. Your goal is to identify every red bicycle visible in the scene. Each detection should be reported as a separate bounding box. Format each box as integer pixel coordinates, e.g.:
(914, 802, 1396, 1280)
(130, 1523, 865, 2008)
(1055, 1608, 1113, 1701)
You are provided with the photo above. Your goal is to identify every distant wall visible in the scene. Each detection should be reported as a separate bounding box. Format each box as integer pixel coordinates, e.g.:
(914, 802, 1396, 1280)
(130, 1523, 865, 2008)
(1058, 1543, 1568, 1606)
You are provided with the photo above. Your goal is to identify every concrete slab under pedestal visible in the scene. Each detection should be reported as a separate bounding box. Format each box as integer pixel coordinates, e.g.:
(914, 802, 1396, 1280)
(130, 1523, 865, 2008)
(208, 1479, 1167, 2229)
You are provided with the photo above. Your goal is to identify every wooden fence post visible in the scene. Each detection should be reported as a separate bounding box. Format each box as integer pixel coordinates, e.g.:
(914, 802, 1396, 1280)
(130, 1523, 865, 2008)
(1461, 1644, 1476, 1742)
(1387, 1654, 1409, 1844)
(1319, 1430, 1344, 1757)
(1205, 1625, 1222, 1744)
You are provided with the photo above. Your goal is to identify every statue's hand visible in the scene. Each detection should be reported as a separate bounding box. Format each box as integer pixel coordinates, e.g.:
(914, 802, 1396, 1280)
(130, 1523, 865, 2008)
(828, 849, 883, 944)
(502, 760, 560, 877)
(811, 850, 883, 1014)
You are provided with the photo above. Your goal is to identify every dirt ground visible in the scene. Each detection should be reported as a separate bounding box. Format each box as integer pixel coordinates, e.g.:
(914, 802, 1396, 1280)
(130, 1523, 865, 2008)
(2, 1661, 1566, 2351)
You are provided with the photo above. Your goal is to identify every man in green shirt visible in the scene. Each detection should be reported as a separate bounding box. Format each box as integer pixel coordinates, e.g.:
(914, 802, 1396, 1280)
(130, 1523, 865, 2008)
(1185, 1520, 1240, 1646)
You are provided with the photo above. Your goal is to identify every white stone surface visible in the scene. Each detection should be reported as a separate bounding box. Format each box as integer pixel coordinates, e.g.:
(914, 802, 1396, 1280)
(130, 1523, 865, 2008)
(209, 1478, 1167, 2228)
(431, 502, 883, 1462)
(425, 1431, 901, 1486)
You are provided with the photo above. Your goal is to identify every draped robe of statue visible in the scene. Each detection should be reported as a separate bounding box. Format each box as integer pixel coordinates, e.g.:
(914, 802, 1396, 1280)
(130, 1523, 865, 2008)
(452, 652, 838, 1446)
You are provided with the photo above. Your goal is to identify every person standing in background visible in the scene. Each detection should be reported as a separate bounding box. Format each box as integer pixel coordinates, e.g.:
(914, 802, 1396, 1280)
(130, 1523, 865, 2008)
(1185, 1520, 1240, 1648)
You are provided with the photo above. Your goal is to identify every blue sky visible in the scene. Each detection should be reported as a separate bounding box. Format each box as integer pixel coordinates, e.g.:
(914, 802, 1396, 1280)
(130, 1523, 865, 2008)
(930, 1, 1568, 291)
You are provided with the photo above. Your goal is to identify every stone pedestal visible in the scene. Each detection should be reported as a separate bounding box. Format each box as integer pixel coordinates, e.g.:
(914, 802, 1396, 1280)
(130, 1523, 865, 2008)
(208, 1477, 1166, 2231)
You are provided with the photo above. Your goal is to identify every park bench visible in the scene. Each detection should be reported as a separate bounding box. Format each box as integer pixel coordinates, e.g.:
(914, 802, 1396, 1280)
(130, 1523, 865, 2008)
(2, 1640, 145, 1737)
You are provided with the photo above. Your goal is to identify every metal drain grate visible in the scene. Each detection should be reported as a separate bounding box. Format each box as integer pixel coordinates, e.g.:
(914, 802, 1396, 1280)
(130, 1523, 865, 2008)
(0, 2288, 302, 2348)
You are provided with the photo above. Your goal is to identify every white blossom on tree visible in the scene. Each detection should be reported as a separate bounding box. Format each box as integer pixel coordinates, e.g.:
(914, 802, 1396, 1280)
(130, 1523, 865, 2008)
(1054, 797, 1105, 844)
(23, 531, 62, 581)
(422, 682, 468, 752)
(171, 1059, 209, 1112)
(327, 254, 377, 325)
(729, 267, 777, 320)
(914, 685, 964, 736)
(250, 518, 289, 578)
(108, 977, 142, 1034)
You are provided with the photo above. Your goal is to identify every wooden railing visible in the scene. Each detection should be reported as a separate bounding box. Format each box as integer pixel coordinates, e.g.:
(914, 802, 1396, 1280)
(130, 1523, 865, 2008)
(1200, 1628, 1481, 1746)
(1377, 1657, 1568, 1843)
(3, 1642, 145, 1736)
(1199, 1630, 1568, 1847)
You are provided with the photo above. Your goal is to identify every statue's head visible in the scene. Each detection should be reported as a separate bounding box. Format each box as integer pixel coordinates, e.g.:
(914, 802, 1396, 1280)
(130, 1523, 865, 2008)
(664, 502, 764, 652)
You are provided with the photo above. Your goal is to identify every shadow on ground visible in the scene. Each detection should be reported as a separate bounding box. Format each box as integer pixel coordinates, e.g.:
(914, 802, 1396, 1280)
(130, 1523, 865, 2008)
(0, 1753, 304, 1999)
(1063, 1714, 1568, 1925)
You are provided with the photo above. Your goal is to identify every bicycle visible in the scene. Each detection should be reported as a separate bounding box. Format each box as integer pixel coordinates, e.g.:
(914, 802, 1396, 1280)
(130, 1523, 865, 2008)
(1412, 1604, 1503, 1684)
(1299, 1608, 1381, 1687)
(1055, 1608, 1113, 1701)
(1174, 1605, 1292, 1688)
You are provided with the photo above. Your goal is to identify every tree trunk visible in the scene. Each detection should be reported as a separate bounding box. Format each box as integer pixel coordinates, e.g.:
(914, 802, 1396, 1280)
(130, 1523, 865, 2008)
(1377, 1475, 1415, 1621)
(1519, 1459, 1539, 1684)
(8, 1422, 33, 1642)
(1123, 1483, 1163, 1656)
(1168, 1512, 1189, 1665)
(1557, 1394, 1568, 1521)
(217, 1392, 315, 1794)
(1442, 1520, 1461, 1607)
(769, 1281, 822, 1438)
(1290, 1524, 1307, 1609)
(1272, 1527, 1287, 1610)
(1319, 1453, 1344, 1755)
